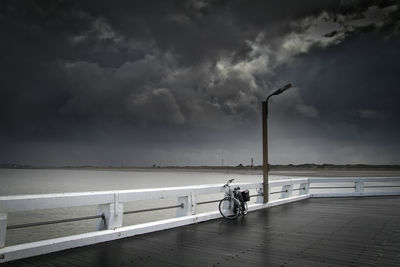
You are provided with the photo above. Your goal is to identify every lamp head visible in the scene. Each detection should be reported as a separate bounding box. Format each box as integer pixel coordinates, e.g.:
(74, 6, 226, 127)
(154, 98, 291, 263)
(271, 83, 292, 96)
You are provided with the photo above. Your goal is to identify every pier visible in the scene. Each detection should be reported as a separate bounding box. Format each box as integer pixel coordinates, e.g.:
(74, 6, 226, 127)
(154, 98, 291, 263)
(1, 177, 400, 266)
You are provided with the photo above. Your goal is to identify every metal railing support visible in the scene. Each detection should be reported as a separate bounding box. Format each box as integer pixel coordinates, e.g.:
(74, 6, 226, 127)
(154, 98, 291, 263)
(299, 182, 310, 195)
(0, 214, 6, 249)
(97, 192, 123, 230)
(176, 191, 196, 217)
(124, 204, 183, 215)
(97, 203, 124, 230)
(7, 215, 104, 230)
(256, 187, 264, 204)
(176, 196, 187, 217)
(281, 185, 293, 199)
(355, 179, 364, 194)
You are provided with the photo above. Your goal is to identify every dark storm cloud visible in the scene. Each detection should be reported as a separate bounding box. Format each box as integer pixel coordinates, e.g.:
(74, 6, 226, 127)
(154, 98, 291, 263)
(1, 0, 400, 165)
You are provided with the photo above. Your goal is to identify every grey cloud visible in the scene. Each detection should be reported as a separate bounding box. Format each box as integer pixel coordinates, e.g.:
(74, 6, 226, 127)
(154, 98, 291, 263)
(295, 104, 319, 118)
(274, 4, 400, 65)
(1, 0, 400, 166)
(128, 88, 185, 125)
(357, 109, 386, 120)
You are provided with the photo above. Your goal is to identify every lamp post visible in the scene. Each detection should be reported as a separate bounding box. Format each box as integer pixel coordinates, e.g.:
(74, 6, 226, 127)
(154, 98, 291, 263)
(262, 83, 292, 203)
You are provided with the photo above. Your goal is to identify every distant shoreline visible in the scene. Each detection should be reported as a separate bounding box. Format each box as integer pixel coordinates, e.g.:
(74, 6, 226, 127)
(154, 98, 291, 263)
(2, 163, 400, 171)
(2, 164, 400, 177)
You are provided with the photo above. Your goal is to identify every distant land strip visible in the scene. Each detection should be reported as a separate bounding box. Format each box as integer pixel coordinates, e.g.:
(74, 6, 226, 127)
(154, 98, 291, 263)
(1, 163, 400, 171)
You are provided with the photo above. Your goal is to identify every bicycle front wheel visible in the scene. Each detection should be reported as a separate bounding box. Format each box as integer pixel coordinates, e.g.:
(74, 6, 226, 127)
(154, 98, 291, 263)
(219, 197, 240, 219)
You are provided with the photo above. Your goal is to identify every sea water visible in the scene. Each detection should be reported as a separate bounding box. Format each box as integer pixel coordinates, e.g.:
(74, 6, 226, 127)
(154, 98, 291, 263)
(0, 168, 271, 246)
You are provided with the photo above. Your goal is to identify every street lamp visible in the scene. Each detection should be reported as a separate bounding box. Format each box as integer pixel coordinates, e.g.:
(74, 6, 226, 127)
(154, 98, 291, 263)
(262, 83, 292, 203)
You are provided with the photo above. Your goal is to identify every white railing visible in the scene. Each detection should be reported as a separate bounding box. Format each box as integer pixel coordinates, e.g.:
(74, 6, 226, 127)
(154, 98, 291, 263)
(308, 177, 400, 197)
(0, 177, 399, 262)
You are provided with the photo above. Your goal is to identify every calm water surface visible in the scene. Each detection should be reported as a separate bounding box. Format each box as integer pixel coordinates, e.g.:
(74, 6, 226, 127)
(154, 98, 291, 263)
(0, 168, 267, 195)
(1, 168, 271, 246)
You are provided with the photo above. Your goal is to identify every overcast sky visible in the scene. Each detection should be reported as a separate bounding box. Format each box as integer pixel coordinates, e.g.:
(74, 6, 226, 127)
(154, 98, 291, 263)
(1, 0, 400, 166)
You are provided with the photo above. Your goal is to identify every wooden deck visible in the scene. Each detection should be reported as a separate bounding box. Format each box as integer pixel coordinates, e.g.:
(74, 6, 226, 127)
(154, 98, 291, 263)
(3, 196, 400, 266)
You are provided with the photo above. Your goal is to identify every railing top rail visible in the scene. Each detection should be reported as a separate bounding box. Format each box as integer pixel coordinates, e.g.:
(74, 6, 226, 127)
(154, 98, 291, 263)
(2, 177, 399, 213)
(309, 177, 400, 183)
(0, 179, 307, 203)
(0, 182, 263, 213)
(268, 178, 309, 187)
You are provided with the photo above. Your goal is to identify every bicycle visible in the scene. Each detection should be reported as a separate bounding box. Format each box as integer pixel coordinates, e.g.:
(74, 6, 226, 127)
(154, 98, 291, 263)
(219, 178, 250, 219)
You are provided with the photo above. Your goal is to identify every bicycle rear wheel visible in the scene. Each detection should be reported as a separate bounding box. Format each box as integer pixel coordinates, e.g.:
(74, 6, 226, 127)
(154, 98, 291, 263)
(219, 197, 240, 219)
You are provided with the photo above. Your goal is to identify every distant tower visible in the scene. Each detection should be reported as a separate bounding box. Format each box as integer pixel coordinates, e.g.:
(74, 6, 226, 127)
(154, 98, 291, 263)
(251, 157, 254, 167)
(222, 158, 224, 167)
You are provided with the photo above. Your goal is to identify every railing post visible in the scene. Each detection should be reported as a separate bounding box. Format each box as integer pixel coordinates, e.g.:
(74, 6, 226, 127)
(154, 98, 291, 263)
(96, 192, 123, 230)
(0, 213, 6, 249)
(176, 191, 196, 217)
(281, 184, 293, 199)
(256, 187, 264, 204)
(97, 203, 124, 230)
(190, 191, 197, 215)
(299, 180, 310, 195)
(355, 179, 365, 195)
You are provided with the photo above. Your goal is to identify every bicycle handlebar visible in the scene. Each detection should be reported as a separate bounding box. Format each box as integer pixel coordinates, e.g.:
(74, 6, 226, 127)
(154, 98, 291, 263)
(224, 178, 235, 187)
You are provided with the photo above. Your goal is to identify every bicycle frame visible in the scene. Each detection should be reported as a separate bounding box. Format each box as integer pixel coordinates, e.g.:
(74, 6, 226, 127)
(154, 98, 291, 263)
(222, 180, 245, 213)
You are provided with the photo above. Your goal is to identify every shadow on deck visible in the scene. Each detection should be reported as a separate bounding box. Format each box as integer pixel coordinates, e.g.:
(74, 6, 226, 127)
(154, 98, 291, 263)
(3, 197, 400, 266)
